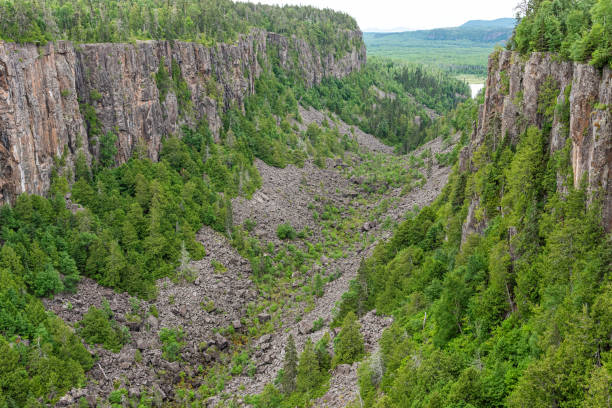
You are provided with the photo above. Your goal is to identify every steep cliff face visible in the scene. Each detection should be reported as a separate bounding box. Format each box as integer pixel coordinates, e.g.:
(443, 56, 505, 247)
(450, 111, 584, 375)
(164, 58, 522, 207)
(0, 29, 366, 204)
(462, 50, 611, 234)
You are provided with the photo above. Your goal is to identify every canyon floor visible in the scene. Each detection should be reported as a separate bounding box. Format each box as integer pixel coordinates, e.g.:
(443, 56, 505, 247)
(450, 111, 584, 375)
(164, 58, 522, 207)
(46, 107, 456, 407)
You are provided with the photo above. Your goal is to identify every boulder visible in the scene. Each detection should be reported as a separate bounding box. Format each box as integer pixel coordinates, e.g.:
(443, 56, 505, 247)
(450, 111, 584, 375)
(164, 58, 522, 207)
(214, 333, 229, 350)
(146, 315, 159, 330)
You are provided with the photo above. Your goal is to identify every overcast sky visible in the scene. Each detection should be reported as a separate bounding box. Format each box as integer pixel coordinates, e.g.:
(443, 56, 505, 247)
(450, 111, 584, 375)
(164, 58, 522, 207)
(237, 0, 518, 31)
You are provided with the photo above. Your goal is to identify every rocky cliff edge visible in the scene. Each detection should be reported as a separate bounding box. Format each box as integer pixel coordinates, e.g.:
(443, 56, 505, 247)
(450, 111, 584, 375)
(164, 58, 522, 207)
(461, 50, 611, 234)
(0, 28, 366, 204)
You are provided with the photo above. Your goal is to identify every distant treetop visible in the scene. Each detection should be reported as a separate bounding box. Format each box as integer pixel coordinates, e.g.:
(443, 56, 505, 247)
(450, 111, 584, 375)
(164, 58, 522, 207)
(0, 0, 360, 54)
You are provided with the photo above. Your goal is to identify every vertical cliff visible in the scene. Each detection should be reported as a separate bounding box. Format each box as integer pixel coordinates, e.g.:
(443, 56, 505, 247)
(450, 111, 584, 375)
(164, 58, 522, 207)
(461, 50, 611, 234)
(0, 29, 366, 204)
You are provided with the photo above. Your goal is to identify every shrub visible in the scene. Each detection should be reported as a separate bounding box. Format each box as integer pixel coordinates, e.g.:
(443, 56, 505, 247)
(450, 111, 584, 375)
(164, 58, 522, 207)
(277, 223, 297, 240)
(32, 263, 64, 297)
(77, 306, 129, 353)
(313, 317, 325, 331)
(159, 327, 185, 362)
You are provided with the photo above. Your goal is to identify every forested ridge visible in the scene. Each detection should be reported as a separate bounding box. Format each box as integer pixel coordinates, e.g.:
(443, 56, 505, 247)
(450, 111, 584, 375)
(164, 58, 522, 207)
(301, 58, 470, 151)
(0, 0, 359, 55)
(363, 18, 515, 79)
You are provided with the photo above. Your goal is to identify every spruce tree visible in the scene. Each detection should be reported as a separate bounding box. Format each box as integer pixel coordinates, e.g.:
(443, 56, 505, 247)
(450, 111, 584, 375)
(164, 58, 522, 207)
(297, 338, 321, 392)
(315, 332, 332, 372)
(280, 335, 298, 394)
(333, 311, 365, 366)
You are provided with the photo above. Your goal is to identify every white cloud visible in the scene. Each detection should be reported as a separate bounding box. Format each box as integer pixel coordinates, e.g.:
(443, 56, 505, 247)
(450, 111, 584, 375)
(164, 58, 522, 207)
(235, 0, 518, 31)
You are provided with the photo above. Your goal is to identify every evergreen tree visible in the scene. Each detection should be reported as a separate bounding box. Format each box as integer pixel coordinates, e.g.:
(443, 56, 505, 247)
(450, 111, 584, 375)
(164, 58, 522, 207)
(280, 335, 298, 394)
(333, 311, 365, 366)
(297, 338, 321, 393)
(315, 332, 332, 372)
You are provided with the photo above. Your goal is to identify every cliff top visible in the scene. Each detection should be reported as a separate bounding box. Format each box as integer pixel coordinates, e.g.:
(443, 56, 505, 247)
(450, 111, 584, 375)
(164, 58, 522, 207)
(0, 0, 361, 56)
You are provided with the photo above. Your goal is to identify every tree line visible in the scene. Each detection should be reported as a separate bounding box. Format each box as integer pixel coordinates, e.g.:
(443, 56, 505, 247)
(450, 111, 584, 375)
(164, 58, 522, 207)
(510, 0, 612, 69)
(0, 0, 359, 57)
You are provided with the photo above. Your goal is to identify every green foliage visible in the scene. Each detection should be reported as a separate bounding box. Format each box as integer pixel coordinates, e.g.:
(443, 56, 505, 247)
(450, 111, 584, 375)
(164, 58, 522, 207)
(511, 0, 612, 69)
(300, 58, 470, 152)
(296, 338, 322, 393)
(364, 19, 515, 78)
(0, 253, 93, 405)
(80, 102, 102, 141)
(0, 0, 53, 44)
(248, 333, 331, 407)
(108, 388, 127, 404)
(77, 305, 129, 352)
(333, 100, 611, 407)
(312, 273, 324, 298)
(537, 76, 561, 121)
(230, 351, 251, 376)
(280, 335, 298, 394)
(155, 57, 172, 103)
(315, 333, 332, 372)
(277, 223, 297, 240)
(0, 0, 359, 58)
(155, 57, 192, 114)
(332, 312, 365, 366)
(159, 327, 185, 362)
(99, 130, 118, 168)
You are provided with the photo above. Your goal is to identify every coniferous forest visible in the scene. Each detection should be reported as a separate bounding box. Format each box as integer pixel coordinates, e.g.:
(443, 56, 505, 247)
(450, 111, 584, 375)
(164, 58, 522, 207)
(0, 0, 610, 407)
(510, 0, 612, 69)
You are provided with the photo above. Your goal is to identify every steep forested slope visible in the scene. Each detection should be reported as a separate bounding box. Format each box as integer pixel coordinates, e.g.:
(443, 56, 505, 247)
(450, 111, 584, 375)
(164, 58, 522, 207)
(300, 58, 469, 151)
(333, 46, 612, 408)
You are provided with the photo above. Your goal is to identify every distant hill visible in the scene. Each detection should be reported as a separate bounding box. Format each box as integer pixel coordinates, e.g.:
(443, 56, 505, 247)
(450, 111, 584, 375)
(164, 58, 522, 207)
(460, 18, 516, 29)
(364, 18, 515, 80)
(366, 18, 515, 43)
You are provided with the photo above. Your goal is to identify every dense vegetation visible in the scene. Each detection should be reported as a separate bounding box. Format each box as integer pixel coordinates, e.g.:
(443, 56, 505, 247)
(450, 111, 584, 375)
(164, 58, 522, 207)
(0, 2, 525, 405)
(300, 58, 470, 152)
(364, 19, 515, 79)
(510, 0, 612, 69)
(0, 14, 473, 401)
(0, 206, 94, 406)
(0, 0, 359, 56)
(334, 70, 612, 406)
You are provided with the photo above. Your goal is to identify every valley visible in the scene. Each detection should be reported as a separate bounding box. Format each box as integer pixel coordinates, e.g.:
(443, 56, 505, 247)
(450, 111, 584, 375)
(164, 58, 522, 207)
(39, 104, 458, 406)
(0, 1, 610, 407)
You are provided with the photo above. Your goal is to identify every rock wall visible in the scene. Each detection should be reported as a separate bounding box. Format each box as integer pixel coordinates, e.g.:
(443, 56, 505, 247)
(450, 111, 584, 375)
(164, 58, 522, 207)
(0, 28, 366, 204)
(462, 50, 611, 234)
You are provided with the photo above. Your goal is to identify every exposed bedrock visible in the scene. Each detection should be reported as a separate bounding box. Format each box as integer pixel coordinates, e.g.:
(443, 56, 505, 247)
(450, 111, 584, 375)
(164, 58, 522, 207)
(0, 29, 366, 204)
(461, 50, 611, 235)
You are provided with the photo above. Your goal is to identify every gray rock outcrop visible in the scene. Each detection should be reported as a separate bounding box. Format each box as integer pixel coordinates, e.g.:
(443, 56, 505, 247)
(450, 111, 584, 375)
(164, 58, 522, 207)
(0, 29, 365, 204)
(461, 50, 611, 237)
